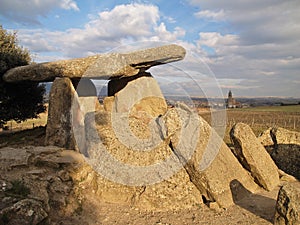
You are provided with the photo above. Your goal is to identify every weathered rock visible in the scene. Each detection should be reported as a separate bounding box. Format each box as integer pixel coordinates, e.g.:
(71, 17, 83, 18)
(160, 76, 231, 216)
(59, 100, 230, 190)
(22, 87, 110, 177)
(107, 74, 168, 147)
(33, 150, 81, 169)
(3, 44, 186, 82)
(0, 147, 31, 170)
(271, 127, 300, 145)
(258, 128, 274, 147)
(259, 127, 300, 180)
(72, 79, 102, 153)
(108, 72, 150, 96)
(84, 99, 259, 209)
(103, 96, 115, 112)
(45, 77, 78, 149)
(71, 157, 203, 211)
(82, 82, 202, 210)
(0, 199, 48, 225)
(278, 169, 298, 182)
(274, 182, 300, 225)
(112, 73, 167, 115)
(162, 105, 259, 208)
(230, 123, 279, 191)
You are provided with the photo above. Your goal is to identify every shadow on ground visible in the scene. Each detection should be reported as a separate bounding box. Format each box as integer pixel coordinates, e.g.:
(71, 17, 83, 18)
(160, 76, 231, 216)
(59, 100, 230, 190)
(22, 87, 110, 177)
(230, 179, 276, 223)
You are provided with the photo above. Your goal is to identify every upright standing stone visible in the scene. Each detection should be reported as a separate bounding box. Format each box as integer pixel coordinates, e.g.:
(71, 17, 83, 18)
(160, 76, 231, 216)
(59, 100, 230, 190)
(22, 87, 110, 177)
(112, 73, 167, 115)
(104, 73, 168, 150)
(274, 183, 300, 225)
(45, 77, 78, 149)
(230, 123, 279, 191)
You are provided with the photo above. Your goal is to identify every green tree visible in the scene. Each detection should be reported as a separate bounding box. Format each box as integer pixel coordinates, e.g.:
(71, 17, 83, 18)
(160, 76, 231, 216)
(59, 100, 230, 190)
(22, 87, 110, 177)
(0, 25, 46, 128)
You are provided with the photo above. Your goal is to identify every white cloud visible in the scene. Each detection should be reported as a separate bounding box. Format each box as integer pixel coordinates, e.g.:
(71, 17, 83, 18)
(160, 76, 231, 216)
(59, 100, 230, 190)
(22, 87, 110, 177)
(60, 0, 79, 11)
(17, 3, 186, 60)
(189, 0, 300, 45)
(194, 9, 225, 21)
(188, 0, 300, 96)
(0, 0, 79, 24)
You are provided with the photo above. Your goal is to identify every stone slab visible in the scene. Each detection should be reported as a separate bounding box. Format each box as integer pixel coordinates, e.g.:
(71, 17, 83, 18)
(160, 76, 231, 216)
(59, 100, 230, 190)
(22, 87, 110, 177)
(3, 44, 186, 82)
(230, 123, 280, 191)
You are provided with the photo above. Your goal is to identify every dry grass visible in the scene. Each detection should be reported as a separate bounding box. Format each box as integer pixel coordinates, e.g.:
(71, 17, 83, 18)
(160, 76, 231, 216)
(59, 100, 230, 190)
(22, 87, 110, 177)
(1, 106, 48, 132)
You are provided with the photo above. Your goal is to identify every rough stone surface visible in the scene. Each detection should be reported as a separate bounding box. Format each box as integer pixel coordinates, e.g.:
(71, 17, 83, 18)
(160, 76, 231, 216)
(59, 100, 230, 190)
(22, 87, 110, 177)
(164, 109, 259, 208)
(0, 199, 48, 225)
(274, 182, 300, 225)
(3, 44, 186, 82)
(230, 123, 279, 191)
(271, 127, 300, 145)
(84, 97, 260, 209)
(45, 77, 78, 149)
(79, 76, 203, 210)
(0, 146, 80, 224)
(259, 127, 300, 180)
(112, 74, 167, 115)
(258, 128, 274, 147)
(0, 147, 30, 170)
(83, 106, 202, 210)
(45, 77, 100, 151)
(109, 74, 168, 144)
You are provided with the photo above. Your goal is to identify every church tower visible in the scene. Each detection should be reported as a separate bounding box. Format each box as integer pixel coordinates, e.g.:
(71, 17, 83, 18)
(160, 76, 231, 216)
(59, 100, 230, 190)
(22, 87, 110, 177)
(227, 90, 235, 108)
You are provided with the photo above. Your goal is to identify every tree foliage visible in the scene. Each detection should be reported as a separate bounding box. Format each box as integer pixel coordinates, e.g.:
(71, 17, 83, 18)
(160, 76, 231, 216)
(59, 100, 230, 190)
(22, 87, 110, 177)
(0, 25, 46, 128)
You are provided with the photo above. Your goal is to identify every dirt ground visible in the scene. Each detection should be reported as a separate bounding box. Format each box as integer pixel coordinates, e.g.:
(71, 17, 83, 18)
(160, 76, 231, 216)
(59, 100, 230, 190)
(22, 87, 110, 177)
(59, 185, 280, 225)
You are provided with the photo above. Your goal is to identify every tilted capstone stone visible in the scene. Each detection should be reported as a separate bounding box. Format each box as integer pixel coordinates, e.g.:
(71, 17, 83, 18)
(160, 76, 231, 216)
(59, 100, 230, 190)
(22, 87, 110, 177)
(3, 44, 186, 82)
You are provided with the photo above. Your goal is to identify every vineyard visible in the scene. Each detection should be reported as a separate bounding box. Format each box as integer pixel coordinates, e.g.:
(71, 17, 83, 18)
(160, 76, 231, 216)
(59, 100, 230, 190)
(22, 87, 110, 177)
(199, 105, 300, 144)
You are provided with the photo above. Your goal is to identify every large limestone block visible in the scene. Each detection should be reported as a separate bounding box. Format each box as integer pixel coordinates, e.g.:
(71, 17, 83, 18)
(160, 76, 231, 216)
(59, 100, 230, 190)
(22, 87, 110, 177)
(45, 77, 78, 149)
(79, 75, 202, 210)
(230, 123, 279, 191)
(81, 110, 203, 211)
(109, 74, 168, 145)
(274, 182, 300, 225)
(271, 127, 300, 145)
(112, 73, 167, 115)
(3, 44, 186, 82)
(162, 105, 259, 208)
(259, 127, 300, 180)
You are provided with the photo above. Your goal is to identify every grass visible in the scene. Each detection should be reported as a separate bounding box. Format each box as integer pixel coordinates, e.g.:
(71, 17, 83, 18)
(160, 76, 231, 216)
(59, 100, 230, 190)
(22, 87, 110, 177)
(3, 111, 47, 132)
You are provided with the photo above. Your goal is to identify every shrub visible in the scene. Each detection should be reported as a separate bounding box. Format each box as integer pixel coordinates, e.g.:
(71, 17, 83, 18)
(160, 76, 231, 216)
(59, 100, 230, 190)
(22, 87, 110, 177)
(0, 25, 46, 128)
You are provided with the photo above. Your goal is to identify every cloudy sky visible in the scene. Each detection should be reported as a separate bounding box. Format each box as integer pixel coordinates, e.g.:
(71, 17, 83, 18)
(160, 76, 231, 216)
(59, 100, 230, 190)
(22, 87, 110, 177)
(0, 0, 299, 97)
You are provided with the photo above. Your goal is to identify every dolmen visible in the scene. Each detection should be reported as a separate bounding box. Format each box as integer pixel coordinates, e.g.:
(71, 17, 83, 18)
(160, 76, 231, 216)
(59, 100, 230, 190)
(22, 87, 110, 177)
(3, 44, 280, 209)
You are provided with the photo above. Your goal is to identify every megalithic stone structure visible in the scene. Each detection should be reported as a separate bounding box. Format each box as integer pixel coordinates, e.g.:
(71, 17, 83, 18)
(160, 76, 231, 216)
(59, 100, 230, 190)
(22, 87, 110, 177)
(1, 44, 273, 209)
(3, 44, 186, 150)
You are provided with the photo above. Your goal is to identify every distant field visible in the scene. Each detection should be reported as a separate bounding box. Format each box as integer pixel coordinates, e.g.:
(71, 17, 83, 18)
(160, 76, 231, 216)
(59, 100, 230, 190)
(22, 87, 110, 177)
(233, 105, 300, 112)
(199, 105, 300, 144)
(1, 109, 48, 133)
